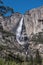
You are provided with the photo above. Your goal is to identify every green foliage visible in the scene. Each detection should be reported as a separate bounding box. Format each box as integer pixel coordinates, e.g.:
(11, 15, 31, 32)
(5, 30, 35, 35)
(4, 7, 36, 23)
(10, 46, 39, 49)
(34, 49, 42, 65)
(0, 0, 3, 4)
(29, 55, 33, 65)
(0, 57, 42, 65)
(0, 0, 14, 16)
(31, 32, 43, 43)
(0, 45, 43, 65)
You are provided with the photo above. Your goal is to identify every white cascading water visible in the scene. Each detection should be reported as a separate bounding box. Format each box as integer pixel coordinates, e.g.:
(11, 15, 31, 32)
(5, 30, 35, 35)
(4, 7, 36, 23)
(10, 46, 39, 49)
(16, 16, 24, 45)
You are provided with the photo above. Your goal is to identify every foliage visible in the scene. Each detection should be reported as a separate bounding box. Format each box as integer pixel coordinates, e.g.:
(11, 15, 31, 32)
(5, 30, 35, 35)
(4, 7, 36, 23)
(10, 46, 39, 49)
(0, 0, 3, 4)
(34, 49, 42, 65)
(0, 57, 42, 65)
(0, 49, 42, 65)
(31, 32, 43, 43)
(29, 55, 33, 65)
(0, 0, 14, 16)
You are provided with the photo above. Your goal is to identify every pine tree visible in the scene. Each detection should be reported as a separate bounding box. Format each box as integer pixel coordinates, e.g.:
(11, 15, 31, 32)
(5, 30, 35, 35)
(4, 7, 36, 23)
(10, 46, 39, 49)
(30, 55, 33, 65)
(0, 0, 3, 4)
(35, 49, 42, 65)
(0, 0, 14, 16)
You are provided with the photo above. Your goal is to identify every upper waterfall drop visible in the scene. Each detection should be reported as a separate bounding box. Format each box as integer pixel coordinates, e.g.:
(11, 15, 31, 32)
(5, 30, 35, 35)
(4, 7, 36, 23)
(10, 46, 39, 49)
(16, 16, 24, 45)
(16, 16, 23, 37)
(16, 15, 28, 45)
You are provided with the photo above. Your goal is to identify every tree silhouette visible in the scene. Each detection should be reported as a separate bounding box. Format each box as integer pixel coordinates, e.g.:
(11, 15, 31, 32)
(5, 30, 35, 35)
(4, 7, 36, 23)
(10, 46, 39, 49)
(0, 0, 14, 16)
(30, 55, 33, 65)
(35, 49, 42, 65)
(0, 0, 3, 4)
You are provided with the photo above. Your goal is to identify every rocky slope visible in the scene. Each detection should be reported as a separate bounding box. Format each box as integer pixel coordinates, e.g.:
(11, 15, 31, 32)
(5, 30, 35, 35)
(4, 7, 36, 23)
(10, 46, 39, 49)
(0, 6, 43, 61)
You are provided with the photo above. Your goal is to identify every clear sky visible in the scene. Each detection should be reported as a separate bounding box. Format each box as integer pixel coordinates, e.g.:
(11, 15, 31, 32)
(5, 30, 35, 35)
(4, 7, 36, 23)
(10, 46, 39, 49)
(2, 0, 43, 14)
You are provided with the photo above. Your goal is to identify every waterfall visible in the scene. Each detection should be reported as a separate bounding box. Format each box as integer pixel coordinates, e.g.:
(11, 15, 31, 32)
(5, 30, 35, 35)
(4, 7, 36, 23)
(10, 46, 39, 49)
(16, 16, 24, 45)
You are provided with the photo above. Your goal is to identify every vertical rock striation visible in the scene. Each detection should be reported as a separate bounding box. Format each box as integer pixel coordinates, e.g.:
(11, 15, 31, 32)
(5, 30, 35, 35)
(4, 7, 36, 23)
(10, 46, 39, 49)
(0, 6, 43, 60)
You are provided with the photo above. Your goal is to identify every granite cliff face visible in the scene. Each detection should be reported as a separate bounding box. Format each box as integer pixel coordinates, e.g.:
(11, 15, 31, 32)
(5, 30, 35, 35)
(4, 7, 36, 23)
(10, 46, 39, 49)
(0, 6, 43, 60)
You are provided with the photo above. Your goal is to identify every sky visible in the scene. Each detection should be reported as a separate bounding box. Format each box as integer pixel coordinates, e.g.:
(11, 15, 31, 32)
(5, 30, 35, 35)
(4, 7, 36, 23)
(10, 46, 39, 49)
(2, 0, 43, 14)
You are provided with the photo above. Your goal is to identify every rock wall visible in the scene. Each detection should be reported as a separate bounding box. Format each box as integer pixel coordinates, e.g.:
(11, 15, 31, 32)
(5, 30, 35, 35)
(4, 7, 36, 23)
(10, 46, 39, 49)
(0, 6, 43, 60)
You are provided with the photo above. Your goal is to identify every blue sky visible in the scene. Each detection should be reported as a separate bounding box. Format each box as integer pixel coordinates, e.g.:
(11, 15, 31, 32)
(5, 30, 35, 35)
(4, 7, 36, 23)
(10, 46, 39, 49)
(2, 0, 43, 14)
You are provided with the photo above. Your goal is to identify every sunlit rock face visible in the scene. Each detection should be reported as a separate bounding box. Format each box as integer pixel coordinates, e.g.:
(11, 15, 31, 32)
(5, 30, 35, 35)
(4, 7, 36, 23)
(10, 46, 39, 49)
(24, 15, 34, 37)
(1, 13, 22, 32)
(25, 7, 43, 34)
(0, 6, 43, 60)
(1, 7, 43, 37)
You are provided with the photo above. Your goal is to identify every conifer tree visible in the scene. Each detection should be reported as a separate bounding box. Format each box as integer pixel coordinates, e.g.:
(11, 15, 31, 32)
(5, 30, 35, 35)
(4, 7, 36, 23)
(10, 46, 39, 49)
(35, 49, 42, 65)
(0, 0, 14, 16)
